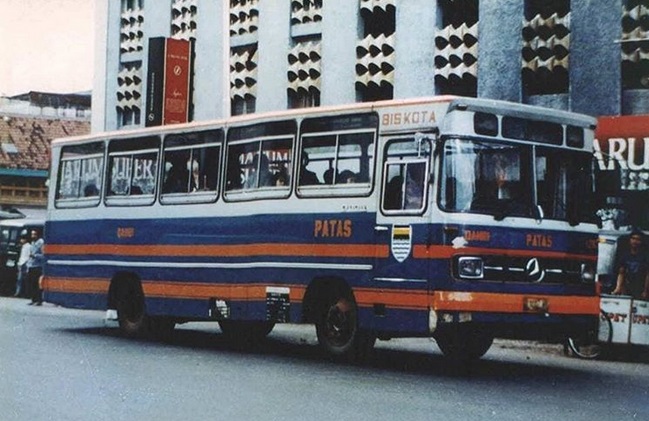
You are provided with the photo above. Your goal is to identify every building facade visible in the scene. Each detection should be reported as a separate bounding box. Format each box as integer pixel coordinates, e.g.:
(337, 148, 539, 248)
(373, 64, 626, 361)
(93, 0, 649, 240)
(93, 0, 648, 132)
(0, 92, 91, 215)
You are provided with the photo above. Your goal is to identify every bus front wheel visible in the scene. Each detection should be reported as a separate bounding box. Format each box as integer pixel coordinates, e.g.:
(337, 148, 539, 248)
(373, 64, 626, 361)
(315, 292, 375, 361)
(435, 326, 493, 361)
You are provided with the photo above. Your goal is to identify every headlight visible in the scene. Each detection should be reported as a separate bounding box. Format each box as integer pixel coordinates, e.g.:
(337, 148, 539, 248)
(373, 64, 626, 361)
(458, 256, 484, 279)
(580, 263, 595, 283)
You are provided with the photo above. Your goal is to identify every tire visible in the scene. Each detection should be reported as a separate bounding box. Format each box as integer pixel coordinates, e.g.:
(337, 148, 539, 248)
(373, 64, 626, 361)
(114, 280, 148, 338)
(315, 291, 375, 361)
(567, 310, 612, 360)
(435, 326, 494, 361)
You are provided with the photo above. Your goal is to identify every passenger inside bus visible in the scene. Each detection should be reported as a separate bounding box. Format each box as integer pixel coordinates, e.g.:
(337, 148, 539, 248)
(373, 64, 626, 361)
(323, 168, 335, 184)
(244, 154, 272, 189)
(404, 163, 425, 209)
(384, 174, 403, 210)
(471, 152, 525, 216)
(83, 184, 99, 197)
(338, 170, 356, 184)
(299, 153, 320, 185)
(163, 158, 190, 193)
(187, 159, 200, 191)
(274, 170, 288, 186)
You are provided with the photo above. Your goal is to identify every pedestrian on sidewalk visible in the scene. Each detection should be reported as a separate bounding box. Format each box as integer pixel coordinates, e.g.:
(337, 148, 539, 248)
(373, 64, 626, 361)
(14, 231, 30, 297)
(26, 229, 44, 305)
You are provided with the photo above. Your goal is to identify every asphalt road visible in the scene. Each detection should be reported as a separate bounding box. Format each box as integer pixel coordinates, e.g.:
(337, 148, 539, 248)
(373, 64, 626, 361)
(1, 297, 648, 421)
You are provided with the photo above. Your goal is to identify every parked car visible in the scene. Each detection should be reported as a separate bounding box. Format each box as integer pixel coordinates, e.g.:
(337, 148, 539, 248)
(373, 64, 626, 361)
(0, 218, 45, 296)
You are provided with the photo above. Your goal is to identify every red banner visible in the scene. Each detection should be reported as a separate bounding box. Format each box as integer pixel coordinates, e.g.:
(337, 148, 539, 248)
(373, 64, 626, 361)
(596, 115, 649, 139)
(163, 38, 191, 125)
(594, 115, 649, 172)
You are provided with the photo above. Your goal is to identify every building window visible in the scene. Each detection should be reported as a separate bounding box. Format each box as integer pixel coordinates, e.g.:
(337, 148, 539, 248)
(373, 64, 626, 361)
(116, 62, 143, 128)
(229, 1, 259, 116)
(230, 0, 259, 37)
(230, 46, 258, 116)
(356, 0, 395, 102)
(120, 0, 144, 54)
(287, 38, 321, 109)
(621, 0, 649, 90)
(171, 0, 197, 41)
(522, 0, 570, 95)
(290, 0, 322, 26)
(434, 0, 478, 97)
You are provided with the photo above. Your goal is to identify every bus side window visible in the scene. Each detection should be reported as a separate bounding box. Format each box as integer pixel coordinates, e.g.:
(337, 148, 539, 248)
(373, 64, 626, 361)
(381, 138, 430, 214)
(55, 142, 104, 208)
(105, 136, 159, 205)
(298, 130, 375, 194)
(224, 122, 294, 200)
(382, 162, 425, 211)
(161, 130, 222, 204)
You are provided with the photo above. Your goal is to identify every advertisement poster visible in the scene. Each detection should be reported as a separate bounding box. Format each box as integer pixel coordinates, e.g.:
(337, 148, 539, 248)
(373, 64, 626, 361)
(145, 37, 193, 126)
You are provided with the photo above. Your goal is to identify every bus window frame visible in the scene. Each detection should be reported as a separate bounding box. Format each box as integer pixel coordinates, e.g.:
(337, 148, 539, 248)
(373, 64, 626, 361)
(160, 130, 223, 206)
(54, 141, 105, 209)
(296, 128, 377, 199)
(223, 134, 295, 202)
(104, 136, 160, 207)
(380, 137, 432, 216)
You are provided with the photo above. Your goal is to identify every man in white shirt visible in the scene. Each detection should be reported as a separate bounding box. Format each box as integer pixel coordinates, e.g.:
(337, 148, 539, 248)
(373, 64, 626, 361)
(14, 232, 31, 297)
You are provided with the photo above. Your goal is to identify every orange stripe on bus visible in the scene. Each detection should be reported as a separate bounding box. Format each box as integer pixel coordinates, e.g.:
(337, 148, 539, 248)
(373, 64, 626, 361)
(43, 276, 307, 301)
(42, 277, 109, 294)
(413, 244, 597, 261)
(143, 282, 307, 301)
(44, 276, 598, 316)
(432, 291, 599, 315)
(45, 243, 594, 262)
(45, 243, 389, 259)
(354, 288, 429, 310)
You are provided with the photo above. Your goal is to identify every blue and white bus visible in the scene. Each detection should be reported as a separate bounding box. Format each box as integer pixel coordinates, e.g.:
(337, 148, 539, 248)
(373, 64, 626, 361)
(43, 96, 599, 360)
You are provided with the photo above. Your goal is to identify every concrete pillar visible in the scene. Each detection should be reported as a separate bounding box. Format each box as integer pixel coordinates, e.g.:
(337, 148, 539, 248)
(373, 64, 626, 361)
(477, 0, 524, 102)
(394, 0, 436, 98)
(256, 1, 291, 112)
(193, 0, 228, 121)
(92, 0, 120, 133)
(321, 0, 360, 106)
(570, 0, 622, 116)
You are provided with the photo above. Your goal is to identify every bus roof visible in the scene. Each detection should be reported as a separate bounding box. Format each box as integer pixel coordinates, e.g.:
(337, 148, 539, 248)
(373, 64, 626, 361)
(51, 95, 596, 146)
(448, 97, 597, 129)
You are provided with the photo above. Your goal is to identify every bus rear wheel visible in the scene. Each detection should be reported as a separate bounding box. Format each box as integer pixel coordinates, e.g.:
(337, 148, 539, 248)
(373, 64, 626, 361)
(116, 293, 148, 338)
(315, 292, 375, 361)
(435, 326, 494, 361)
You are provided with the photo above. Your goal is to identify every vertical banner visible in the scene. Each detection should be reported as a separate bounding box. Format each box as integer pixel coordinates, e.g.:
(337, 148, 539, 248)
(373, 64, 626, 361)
(163, 38, 192, 125)
(145, 37, 165, 127)
(145, 37, 193, 127)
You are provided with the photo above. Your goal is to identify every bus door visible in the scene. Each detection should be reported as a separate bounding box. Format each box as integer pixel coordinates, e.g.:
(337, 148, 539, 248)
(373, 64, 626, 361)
(373, 136, 432, 289)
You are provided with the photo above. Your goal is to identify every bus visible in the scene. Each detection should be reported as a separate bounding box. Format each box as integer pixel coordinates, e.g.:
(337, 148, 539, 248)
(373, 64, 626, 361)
(42, 96, 600, 360)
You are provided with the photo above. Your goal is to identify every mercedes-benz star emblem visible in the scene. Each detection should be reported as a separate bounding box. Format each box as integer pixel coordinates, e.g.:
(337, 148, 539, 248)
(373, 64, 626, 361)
(525, 258, 545, 283)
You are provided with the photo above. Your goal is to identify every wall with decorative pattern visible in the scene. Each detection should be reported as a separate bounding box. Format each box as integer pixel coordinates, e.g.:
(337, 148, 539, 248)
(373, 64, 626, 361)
(92, 0, 646, 132)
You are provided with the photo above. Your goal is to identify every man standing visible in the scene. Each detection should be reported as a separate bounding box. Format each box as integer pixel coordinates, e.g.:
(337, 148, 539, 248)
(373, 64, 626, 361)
(14, 232, 31, 297)
(27, 229, 44, 305)
(612, 229, 649, 300)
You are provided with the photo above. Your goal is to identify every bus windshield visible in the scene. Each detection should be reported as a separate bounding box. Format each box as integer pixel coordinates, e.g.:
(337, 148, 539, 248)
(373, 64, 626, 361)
(440, 138, 596, 224)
